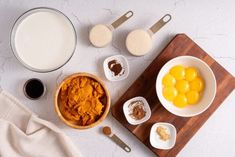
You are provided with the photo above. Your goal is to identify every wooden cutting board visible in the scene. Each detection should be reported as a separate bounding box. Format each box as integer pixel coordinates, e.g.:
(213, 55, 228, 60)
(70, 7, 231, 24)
(112, 34, 235, 157)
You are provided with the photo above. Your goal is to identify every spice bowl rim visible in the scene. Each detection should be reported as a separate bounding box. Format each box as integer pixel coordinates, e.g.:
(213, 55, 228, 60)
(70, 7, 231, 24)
(103, 55, 129, 81)
(150, 122, 177, 150)
(123, 96, 151, 125)
(54, 72, 111, 129)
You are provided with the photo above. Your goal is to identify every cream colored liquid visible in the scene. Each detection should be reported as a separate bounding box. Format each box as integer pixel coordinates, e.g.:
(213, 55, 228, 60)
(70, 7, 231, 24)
(14, 10, 76, 71)
(126, 29, 152, 56)
(89, 24, 112, 47)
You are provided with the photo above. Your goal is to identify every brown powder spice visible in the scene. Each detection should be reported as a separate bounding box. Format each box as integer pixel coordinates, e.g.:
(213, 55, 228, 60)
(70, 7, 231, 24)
(103, 126, 112, 136)
(129, 100, 146, 120)
(108, 60, 123, 76)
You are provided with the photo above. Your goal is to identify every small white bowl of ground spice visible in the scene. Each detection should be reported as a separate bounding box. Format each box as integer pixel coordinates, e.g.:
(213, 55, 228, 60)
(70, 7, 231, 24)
(123, 96, 151, 125)
(150, 122, 177, 149)
(103, 55, 129, 81)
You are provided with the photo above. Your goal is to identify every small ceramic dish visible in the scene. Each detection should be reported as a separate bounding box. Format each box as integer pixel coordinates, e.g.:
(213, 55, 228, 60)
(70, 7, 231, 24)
(103, 55, 129, 81)
(123, 96, 151, 125)
(150, 122, 177, 149)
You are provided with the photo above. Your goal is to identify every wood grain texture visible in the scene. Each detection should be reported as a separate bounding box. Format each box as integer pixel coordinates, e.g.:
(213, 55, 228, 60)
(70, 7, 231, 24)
(112, 34, 235, 157)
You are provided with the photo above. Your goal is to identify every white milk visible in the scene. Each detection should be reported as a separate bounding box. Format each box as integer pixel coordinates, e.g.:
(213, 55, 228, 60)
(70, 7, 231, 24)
(13, 9, 76, 71)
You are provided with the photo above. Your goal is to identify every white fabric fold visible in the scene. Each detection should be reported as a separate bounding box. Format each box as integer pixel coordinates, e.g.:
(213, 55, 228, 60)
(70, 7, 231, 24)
(0, 90, 83, 157)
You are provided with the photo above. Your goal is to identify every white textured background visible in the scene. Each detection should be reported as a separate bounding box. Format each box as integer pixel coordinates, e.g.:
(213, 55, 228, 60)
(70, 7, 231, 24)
(0, 0, 234, 157)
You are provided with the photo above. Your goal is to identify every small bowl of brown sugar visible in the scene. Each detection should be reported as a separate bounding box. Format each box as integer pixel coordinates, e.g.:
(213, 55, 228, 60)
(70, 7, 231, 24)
(54, 72, 111, 129)
(123, 96, 151, 125)
(103, 55, 129, 81)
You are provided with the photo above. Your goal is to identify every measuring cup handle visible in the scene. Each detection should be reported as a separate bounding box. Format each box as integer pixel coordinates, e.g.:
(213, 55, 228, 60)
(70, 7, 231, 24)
(149, 14, 172, 34)
(111, 11, 134, 29)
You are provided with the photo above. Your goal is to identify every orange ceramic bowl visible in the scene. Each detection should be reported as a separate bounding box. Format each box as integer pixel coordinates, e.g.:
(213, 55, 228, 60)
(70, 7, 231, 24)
(54, 72, 111, 129)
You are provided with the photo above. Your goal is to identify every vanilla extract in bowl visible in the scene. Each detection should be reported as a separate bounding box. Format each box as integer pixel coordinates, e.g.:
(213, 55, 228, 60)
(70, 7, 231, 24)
(23, 78, 46, 100)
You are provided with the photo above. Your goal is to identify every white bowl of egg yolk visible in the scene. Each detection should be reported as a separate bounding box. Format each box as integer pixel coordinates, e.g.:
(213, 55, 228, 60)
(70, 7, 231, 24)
(156, 56, 216, 117)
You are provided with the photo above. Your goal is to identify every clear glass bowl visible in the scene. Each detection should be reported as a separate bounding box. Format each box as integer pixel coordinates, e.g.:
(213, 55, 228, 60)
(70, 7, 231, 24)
(10, 7, 77, 73)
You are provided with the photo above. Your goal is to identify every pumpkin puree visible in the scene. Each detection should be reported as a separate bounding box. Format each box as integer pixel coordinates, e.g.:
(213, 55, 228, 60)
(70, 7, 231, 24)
(59, 76, 105, 126)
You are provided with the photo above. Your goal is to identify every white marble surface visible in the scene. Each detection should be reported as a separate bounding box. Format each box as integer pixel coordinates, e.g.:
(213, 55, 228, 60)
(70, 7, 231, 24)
(0, 0, 235, 157)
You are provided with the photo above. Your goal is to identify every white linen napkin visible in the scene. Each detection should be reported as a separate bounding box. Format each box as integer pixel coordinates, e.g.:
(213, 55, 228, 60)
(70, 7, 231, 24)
(0, 89, 83, 157)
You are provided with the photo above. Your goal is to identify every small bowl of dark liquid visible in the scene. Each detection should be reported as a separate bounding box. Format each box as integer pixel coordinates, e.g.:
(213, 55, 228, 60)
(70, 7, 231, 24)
(23, 78, 46, 100)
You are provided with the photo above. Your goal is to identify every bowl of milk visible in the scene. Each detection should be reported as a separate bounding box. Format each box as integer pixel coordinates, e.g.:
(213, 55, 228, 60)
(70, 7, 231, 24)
(10, 7, 77, 72)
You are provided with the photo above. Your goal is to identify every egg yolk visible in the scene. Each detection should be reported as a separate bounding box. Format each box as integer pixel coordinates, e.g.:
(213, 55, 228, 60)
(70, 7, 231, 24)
(175, 80, 189, 93)
(169, 65, 185, 80)
(190, 77, 204, 92)
(186, 90, 200, 104)
(162, 65, 205, 108)
(163, 87, 178, 101)
(162, 73, 176, 87)
(173, 94, 188, 108)
(185, 67, 198, 81)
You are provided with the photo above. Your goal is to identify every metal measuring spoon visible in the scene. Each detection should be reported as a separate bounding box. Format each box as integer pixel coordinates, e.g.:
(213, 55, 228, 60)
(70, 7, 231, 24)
(102, 126, 131, 153)
(89, 11, 133, 48)
(126, 14, 171, 56)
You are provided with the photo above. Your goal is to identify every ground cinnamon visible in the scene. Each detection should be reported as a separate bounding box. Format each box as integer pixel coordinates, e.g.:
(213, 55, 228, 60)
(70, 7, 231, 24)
(103, 126, 112, 136)
(129, 100, 146, 120)
(108, 60, 123, 76)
